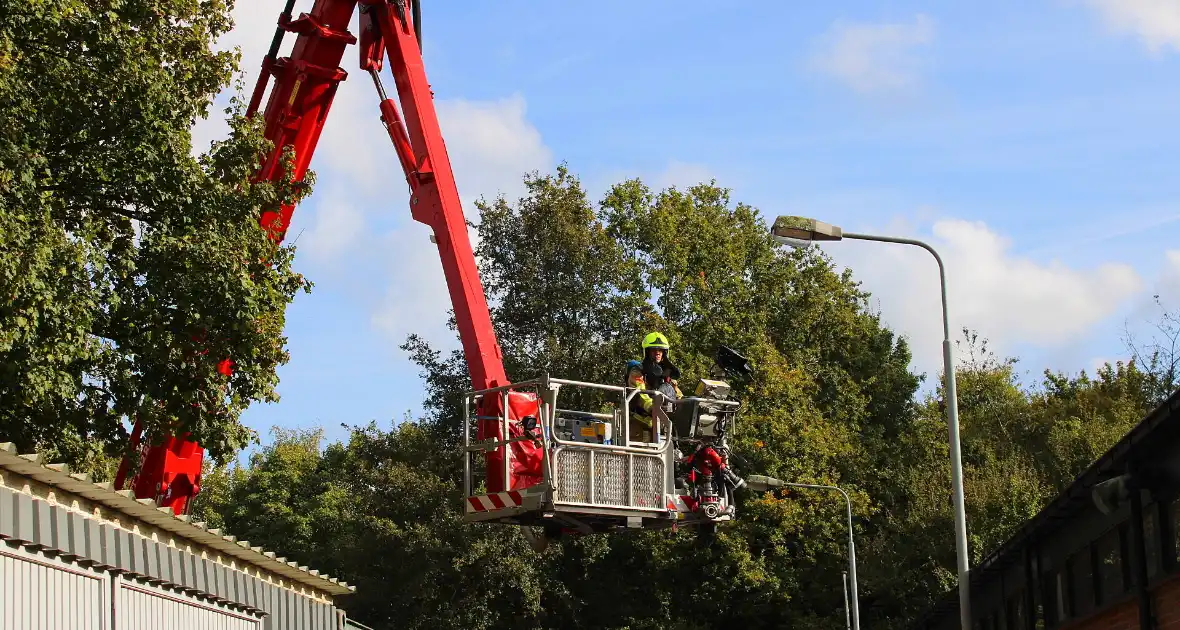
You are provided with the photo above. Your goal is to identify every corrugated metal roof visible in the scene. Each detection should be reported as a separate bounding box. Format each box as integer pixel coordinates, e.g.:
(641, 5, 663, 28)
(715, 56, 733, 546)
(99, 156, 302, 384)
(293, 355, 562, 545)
(0, 443, 354, 597)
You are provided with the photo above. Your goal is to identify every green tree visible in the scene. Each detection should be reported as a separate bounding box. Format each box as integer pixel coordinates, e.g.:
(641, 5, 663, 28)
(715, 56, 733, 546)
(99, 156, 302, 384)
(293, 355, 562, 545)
(1121, 295, 1180, 405)
(0, 0, 312, 474)
(861, 330, 1164, 628)
(188, 166, 1171, 629)
(210, 167, 918, 629)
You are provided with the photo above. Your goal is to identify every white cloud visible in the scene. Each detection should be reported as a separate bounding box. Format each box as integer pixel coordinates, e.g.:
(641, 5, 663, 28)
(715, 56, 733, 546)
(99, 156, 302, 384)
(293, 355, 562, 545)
(300, 193, 367, 263)
(1083, 0, 1180, 54)
(809, 14, 935, 94)
(370, 225, 451, 346)
(1116, 249, 1180, 327)
(1154, 250, 1180, 304)
(437, 95, 554, 211)
(219, 0, 289, 86)
(189, 0, 291, 156)
(824, 217, 1143, 380)
(585, 160, 716, 202)
(370, 95, 554, 350)
(652, 161, 715, 191)
(1087, 356, 1115, 373)
(308, 72, 396, 199)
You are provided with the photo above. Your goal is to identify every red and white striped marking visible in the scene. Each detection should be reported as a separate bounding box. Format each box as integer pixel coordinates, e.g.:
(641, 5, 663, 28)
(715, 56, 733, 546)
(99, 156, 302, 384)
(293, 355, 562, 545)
(467, 490, 524, 512)
(667, 495, 695, 513)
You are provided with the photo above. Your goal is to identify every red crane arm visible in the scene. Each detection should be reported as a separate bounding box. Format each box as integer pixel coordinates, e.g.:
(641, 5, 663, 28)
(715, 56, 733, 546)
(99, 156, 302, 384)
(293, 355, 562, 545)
(116, 0, 507, 514)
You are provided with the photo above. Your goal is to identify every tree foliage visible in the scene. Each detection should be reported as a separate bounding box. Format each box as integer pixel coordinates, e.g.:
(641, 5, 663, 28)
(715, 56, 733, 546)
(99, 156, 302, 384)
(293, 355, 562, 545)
(861, 331, 1162, 627)
(0, 0, 312, 474)
(191, 167, 1174, 629)
(196, 167, 928, 629)
(5, 6, 1169, 624)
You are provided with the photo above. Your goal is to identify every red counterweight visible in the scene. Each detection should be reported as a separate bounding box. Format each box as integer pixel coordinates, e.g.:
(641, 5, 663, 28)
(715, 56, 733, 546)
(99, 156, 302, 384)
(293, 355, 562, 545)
(117, 0, 509, 514)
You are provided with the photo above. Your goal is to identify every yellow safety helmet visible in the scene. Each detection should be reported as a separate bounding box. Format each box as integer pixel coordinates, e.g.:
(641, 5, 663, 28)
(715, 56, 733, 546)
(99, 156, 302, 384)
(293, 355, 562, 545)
(641, 332, 670, 352)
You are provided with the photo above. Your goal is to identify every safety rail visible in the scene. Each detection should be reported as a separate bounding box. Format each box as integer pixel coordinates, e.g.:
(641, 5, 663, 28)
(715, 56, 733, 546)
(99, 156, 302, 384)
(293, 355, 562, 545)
(461, 374, 740, 521)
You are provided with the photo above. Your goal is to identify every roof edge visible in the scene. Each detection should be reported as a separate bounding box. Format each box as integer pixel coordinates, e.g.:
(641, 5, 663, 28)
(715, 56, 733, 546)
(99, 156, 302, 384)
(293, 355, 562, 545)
(0, 443, 355, 596)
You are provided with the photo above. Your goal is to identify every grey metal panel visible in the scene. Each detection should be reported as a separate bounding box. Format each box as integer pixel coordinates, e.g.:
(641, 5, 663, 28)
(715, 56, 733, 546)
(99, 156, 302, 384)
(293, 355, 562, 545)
(170, 546, 184, 587)
(232, 568, 244, 606)
(258, 576, 269, 612)
(0, 486, 13, 538)
(118, 527, 131, 571)
(247, 575, 261, 610)
(115, 576, 261, 629)
(268, 582, 282, 630)
(286, 586, 295, 628)
(201, 554, 213, 594)
(114, 528, 131, 572)
(241, 574, 254, 609)
(211, 560, 224, 600)
(86, 519, 102, 565)
(263, 583, 276, 630)
(35, 499, 52, 546)
(68, 512, 87, 558)
(155, 541, 171, 584)
(262, 584, 274, 630)
(16, 491, 34, 541)
(1, 490, 342, 627)
(1, 542, 108, 629)
(128, 532, 144, 574)
(199, 557, 213, 596)
(318, 601, 331, 630)
(203, 557, 215, 598)
(181, 549, 194, 591)
(102, 523, 118, 569)
(222, 564, 234, 602)
(142, 538, 158, 579)
(180, 552, 193, 592)
(52, 504, 70, 553)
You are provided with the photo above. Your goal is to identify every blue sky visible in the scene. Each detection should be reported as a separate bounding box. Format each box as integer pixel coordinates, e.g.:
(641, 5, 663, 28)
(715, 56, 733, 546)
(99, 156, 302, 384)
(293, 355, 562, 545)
(192, 0, 1180, 454)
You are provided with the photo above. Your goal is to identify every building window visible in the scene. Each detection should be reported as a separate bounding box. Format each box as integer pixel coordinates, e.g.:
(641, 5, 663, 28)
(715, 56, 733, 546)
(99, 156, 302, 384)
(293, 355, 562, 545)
(1068, 547, 1095, 617)
(1040, 570, 1064, 627)
(1144, 505, 1160, 580)
(1007, 589, 1027, 630)
(1171, 498, 1180, 571)
(1055, 570, 1070, 622)
(1095, 527, 1125, 604)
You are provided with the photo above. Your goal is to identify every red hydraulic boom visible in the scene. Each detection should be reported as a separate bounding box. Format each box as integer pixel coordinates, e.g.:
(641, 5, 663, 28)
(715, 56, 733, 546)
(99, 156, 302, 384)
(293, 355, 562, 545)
(116, 0, 508, 514)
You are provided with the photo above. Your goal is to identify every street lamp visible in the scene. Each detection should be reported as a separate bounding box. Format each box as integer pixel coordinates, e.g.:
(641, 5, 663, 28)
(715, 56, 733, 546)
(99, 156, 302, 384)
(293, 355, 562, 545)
(748, 476, 860, 630)
(769, 215, 972, 630)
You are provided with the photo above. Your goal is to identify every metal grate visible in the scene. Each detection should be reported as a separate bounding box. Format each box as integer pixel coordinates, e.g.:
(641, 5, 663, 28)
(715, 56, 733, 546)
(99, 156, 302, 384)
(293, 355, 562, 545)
(593, 452, 630, 506)
(554, 449, 591, 503)
(554, 448, 665, 509)
(631, 456, 663, 508)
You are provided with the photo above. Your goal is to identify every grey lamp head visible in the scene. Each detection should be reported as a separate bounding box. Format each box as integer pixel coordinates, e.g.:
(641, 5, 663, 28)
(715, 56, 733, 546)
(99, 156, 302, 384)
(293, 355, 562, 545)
(771, 216, 843, 242)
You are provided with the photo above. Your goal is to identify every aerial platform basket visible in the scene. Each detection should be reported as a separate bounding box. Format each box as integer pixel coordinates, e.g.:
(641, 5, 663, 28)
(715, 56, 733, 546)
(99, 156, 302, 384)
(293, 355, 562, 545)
(460, 374, 742, 536)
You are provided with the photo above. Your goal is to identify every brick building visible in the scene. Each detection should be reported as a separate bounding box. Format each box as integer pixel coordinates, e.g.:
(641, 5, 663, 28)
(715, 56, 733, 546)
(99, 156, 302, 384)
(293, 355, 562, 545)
(914, 388, 1180, 630)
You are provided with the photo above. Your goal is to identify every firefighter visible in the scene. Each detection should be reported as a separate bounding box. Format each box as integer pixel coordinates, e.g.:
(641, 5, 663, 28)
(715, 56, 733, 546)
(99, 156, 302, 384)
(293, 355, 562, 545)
(625, 332, 682, 442)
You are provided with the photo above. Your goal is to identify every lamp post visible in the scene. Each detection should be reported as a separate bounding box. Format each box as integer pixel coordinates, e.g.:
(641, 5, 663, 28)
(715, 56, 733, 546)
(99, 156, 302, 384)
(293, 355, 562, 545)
(748, 476, 860, 630)
(844, 571, 852, 630)
(769, 216, 972, 630)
